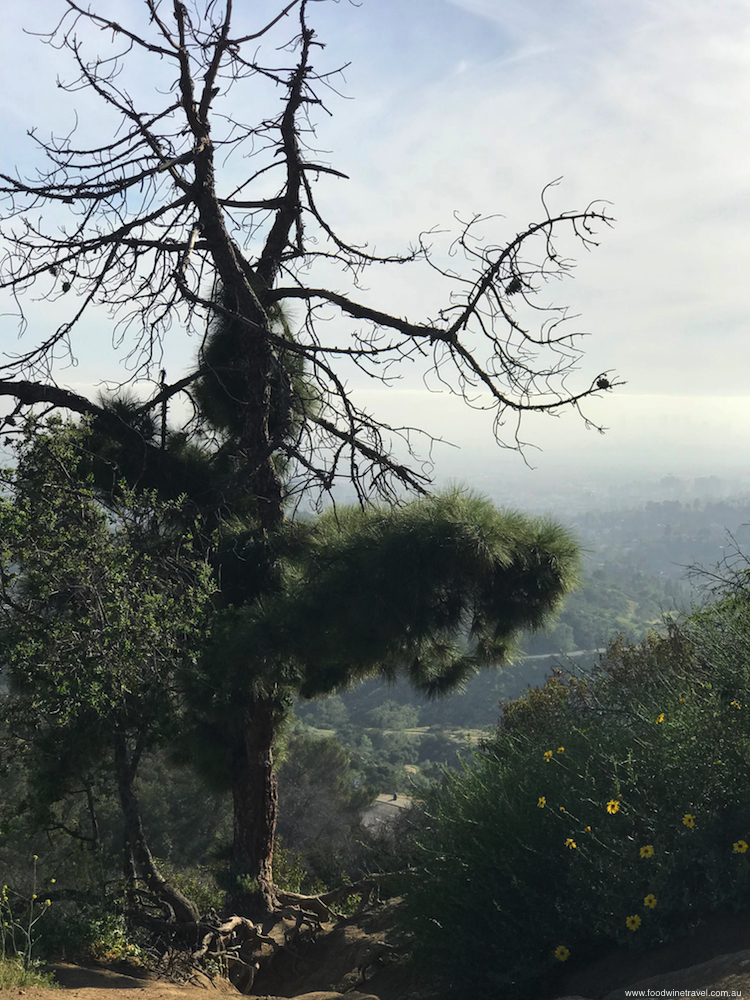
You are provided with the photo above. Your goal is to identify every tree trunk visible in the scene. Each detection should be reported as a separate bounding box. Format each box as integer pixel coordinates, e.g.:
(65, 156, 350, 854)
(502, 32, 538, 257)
(113, 736, 200, 924)
(190, 128, 285, 535)
(226, 698, 280, 916)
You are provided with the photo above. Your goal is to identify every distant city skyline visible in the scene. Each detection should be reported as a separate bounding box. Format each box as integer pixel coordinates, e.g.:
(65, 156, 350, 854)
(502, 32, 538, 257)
(352, 388, 750, 480)
(39, 381, 750, 515)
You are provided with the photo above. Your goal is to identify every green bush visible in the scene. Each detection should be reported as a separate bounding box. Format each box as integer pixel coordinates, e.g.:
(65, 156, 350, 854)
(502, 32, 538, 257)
(154, 860, 223, 916)
(402, 604, 750, 998)
(0, 956, 58, 989)
(273, 841, 314, 894)
(68, 911, 143, 964)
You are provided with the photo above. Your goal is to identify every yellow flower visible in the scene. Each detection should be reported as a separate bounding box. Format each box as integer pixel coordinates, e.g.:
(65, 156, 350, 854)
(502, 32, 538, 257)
(640, 845, 655, 858)
(544, 750, 553, 763)
(559, 806, 566, 812)
(733, 840, 748, 854)
(557, 746, 565, 754)
(554, 945, 570, 962)
(644, 894, 657, 909)
(45, 899, 51, 907)
(626, 914, 642, 931)
(32, 855, 38, 861)
(683, 813, 696, 829)
(32, 894, 37, 899)
(731, 700, 741, 709)
(565, 838, 577, 849)
(655, 713, 665, 724)
(50, 878, 56, 884)
(606, 800, 620, 814)
(537, 796, 546, 808)
(585, 826, 591, 832)
(680, 697, 686, 703)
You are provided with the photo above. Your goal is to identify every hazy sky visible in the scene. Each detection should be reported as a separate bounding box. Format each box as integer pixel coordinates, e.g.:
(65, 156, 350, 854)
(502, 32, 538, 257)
(1, 0, 749, 486)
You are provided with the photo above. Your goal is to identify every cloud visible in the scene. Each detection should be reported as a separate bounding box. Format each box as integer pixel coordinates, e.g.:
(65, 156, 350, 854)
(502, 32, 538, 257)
(316, 0, 750, 400)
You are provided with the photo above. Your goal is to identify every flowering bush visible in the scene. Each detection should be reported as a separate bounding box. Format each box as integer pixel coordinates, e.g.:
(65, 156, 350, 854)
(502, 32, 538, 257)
(402, 604, 750, 999)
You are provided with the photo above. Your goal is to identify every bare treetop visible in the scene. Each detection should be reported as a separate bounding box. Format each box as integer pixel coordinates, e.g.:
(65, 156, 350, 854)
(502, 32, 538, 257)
(0, 0, 619, 518)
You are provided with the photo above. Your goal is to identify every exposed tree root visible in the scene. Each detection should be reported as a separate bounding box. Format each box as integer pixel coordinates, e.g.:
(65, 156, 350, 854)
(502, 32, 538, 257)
(125, 875, 405, 994)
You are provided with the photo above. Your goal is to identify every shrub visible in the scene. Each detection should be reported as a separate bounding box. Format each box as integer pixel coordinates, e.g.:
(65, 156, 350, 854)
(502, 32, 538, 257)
(402, 606, 750, 998)
(0, 956, 58, 989)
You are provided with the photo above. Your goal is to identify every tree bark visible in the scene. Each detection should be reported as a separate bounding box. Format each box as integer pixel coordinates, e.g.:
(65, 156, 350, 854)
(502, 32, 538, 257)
(113, 735, 200, 924)
(226, 699, 281, 916)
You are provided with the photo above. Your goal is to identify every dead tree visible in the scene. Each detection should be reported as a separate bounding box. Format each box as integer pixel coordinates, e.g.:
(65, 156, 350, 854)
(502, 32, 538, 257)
(0, 0, 619, 914)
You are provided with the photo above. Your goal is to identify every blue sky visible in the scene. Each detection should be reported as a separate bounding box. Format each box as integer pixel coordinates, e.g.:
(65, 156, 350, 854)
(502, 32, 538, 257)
(2, 0, 750, 485)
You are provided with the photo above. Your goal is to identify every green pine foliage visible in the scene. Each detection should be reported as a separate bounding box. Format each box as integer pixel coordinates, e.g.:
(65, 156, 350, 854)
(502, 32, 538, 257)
(211, 490, 580, 702)
(193, 281, 316, 450)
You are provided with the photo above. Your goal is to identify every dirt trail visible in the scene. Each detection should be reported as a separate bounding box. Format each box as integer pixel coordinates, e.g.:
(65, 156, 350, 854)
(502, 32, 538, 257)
(0, 901, 423, 1000)
(3, 963, 381, 1000)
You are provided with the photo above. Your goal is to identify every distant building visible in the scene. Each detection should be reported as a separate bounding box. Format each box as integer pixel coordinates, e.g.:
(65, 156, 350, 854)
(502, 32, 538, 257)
(694, 476, 723, 496)
(660, 474, 684, 493)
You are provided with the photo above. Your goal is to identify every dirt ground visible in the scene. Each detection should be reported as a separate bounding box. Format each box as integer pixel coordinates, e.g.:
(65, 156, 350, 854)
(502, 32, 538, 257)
(1, 901, 436, 1000)
(6, 907, 750, 1000)
(2, 962, 381, 1000)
